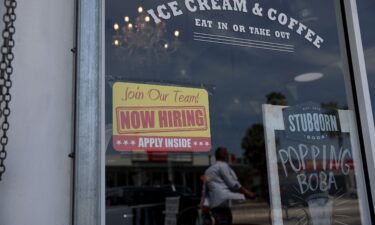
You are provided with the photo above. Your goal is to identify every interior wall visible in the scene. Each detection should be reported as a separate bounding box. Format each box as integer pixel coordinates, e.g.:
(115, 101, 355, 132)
(0, 0, 75, 224)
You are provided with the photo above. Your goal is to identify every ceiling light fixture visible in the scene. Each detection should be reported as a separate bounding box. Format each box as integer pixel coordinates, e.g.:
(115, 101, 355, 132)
(294, 72, 323, 82)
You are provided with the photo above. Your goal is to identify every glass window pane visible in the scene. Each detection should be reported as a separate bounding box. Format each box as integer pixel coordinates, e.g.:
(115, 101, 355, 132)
(105, 0, 373, 224)
(358, 0, 375, 125)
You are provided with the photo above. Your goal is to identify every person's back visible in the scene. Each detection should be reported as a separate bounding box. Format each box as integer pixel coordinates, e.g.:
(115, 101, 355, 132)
(200, 147, 255, 225)
(204, 161, 245, 208)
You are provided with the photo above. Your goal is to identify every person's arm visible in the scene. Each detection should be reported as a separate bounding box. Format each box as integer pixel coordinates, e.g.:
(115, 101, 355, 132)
(219, 163, 256, 199)
(239, 186, 256, 199)
(199, 175, 211, 213)
(200, 176, 207, 207)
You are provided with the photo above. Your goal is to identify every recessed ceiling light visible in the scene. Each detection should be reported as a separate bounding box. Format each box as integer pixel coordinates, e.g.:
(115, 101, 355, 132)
(294, 72, 323, 82)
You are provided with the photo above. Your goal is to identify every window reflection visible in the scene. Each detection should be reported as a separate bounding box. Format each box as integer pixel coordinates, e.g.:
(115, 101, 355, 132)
(358, 0, 375, 123)
(105, 0, 370, 224)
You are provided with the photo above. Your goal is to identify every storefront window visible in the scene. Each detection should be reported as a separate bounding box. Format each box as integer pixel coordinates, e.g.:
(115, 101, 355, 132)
(105, 0, 373, 224)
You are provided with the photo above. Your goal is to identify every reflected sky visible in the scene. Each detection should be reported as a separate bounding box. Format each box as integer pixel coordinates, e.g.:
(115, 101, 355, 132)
(358, 0, 375, 118)
(105, 0, 353, 156)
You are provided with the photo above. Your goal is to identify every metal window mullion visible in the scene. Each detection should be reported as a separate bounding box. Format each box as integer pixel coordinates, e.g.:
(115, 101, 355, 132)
(74, 0, 102, 224)
(344, 0, 375, 212)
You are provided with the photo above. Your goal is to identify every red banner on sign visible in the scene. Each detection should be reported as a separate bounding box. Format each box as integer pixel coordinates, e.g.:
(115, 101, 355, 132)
(113, 135, 211, 152)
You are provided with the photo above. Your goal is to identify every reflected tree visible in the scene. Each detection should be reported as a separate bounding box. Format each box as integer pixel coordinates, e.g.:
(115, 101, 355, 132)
(321, 101, 348, 111)
(241, 92, 287, 202)
(241, 123, 269, 201)
(266, 92, 288, 106)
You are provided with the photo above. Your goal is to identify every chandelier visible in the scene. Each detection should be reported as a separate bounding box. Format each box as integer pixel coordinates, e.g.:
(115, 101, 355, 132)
(112, 6, 180, 63)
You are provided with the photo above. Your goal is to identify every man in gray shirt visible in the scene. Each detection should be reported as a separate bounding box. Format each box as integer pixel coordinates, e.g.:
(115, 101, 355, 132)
(201, 147, 255, 225)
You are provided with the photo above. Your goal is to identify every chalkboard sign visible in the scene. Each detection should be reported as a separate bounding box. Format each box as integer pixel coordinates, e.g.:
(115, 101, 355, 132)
(262, 103, 371, 225)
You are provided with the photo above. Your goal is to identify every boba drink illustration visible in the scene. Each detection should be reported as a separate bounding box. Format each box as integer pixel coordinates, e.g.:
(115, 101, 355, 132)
(306, 193, 333, 225)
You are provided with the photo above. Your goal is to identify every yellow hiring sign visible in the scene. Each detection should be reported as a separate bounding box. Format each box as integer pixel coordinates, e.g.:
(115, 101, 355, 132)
(113, 82, 211, 152)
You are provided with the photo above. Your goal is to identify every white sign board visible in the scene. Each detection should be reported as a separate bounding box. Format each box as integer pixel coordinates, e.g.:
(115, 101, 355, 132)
(262, 103, 371, 225)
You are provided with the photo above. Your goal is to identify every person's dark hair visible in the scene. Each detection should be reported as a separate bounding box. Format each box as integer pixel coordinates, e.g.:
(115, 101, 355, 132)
(215, 147, 227, 160)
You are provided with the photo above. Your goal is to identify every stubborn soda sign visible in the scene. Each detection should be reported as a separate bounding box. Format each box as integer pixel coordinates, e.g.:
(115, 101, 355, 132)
(113, 82, 211, 152)
(263, 103, 370, 225)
